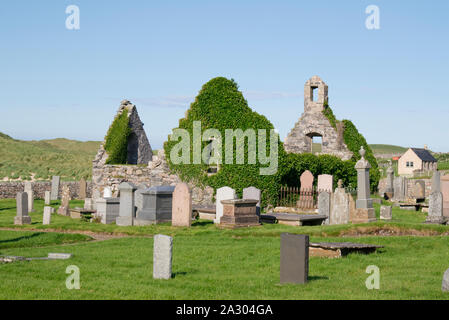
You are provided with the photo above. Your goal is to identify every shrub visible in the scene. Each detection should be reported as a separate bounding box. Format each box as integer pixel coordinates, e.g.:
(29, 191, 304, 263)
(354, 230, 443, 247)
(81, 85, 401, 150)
(104, 109, 131, 164)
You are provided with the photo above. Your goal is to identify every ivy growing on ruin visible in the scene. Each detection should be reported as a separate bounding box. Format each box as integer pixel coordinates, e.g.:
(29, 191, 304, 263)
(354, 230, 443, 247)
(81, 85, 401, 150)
(104, 109, 131, 164)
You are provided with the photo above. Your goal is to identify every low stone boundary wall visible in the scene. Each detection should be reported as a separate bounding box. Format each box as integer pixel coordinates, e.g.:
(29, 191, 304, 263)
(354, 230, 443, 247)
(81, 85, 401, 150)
(0, 181, 93, 200)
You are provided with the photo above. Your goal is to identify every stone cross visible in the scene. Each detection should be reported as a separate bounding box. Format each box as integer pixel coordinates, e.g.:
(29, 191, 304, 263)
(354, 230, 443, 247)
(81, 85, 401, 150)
(172, 183, 192, 227)
(50, 176, 60, 200)
(280, 233, 309, 284)
(243, 186, 261, 216)
(153, 234, 173, 280)
(214, 186, 237, 224)
(15, 192, 31, 225)
(116, 182, 137, 226)
(355, 147, 373, 209)
(24, 181, 35, 213)
(43, 206, 52, 225)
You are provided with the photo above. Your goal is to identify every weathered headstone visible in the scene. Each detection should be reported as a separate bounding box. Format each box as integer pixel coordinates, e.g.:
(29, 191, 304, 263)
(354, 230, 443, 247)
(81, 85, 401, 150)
(24, 181, 35, 213)
(172, 183, 192, 227)
(134, 183, 148, 213)
(441, 174, 449, 217)
(411, 180, 426, 201)
(300, 170, 314, 190)
(432, 171, 441, 193)
(329, 180, 349, 225)
(57, 185, 71, 216)
(426, 191, 447, 224)
(44, 191, 51, 205)
(380, 205, 392, 221)
(14, 192, 31, 225)
(116, 182, 137, 226)
(214, 187, 237, 224)
(243, 186, 261, 217)
(96, 198, 120, 224)
(385, 163, 394, 199)
(43, 206, 52, 225)
(153, 234, 173, 280)
(443, 268, 449, 292)
(280, 233, 309, 284)
(318, 191, 331, 224)
(317, 174, 333, 193)
(103, 187, 112, 198)
(84, 198, 94, 211)
(393, 176, 408, 202)
(79, 178, 87, 199)
(135, 186, 175, 226)
(50, 176, 60, 201)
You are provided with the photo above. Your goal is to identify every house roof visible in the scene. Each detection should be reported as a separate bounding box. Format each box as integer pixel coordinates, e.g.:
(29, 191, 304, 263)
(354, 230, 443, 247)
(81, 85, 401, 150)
(411, 148, 437, 162)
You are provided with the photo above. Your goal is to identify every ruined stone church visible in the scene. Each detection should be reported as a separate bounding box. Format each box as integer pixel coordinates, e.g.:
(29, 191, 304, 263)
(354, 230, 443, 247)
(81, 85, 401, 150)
(284, 76, 353, 161)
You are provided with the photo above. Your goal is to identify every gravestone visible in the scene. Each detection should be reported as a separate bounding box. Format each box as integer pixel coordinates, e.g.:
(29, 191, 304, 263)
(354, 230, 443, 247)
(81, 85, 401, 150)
(243, 186, 261, 217)
(57, 185, 71, 216)
(220, 199, 260, 228)
(441, 174, 449, 217)
(412, 180, 426, 201)
(393, 176, 408, 202)
(135, 183, 149, 213)
(330, 180, 350, 225)
(432, 171, 441, 193)
(116, 182, 137, 226)
(318, 191, 331, 224)
(426, 192, 446, 224)
(153, 234, 173, 280)
(135, 186, 175, 226)
(300, 170, 314, 190)
(317, 174, 333, 193)
(24, 182, 35, 213)
(380, 206, 392, 221)
(172, 183, 192, 227)
(214, 187, 237, 224)
(103, 187, 112, 198)
(44, 191, 51, 205)
(443, 268, 449, 292)
(15, 192, 31, 225)
(84, 198, 94, 211)
(353, 147, 376, 223)
(50, 176, 60, 200)
(79, 178, 87, 199)
(385, 163, 394, 199)
(280, 233, 309, 285)
(96, 198, 120, 224)
(43, 206, 52, 225)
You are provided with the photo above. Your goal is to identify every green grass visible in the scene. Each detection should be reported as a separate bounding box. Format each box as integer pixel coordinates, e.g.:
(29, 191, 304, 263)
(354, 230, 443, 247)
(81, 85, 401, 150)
(1, 198, 449, 299)
(0, 133, 100, 181)
(369, 144, 407, 155)
(0, 230, 91, 250)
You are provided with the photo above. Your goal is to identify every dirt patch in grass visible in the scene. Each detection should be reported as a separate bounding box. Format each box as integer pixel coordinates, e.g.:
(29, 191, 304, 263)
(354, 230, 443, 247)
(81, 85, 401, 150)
(338, 226, 449, 237)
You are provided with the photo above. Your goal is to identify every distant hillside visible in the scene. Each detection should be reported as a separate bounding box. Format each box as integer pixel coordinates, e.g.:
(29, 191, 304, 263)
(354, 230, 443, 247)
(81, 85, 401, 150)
(369, 144, 408, 155)
(0, 133, 101, 181)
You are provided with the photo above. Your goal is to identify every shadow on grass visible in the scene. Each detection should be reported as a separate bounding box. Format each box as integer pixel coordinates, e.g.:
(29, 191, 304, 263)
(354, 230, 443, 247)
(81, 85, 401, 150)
(193, 220, 214, 227)
(0, 232, 42, 248)
(308, 275, 329, 281)
(172, 271, 189, 278)
(0, 207, 15, 212)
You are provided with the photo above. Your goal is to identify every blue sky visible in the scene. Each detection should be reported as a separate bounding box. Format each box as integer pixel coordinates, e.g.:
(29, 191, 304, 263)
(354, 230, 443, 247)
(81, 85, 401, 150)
(0, 1, 448, 151)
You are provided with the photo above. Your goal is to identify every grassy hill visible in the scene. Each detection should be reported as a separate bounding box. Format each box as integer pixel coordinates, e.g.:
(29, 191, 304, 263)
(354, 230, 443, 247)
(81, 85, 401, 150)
(0, 133, 101, 181)
(369, 144, 407, 155)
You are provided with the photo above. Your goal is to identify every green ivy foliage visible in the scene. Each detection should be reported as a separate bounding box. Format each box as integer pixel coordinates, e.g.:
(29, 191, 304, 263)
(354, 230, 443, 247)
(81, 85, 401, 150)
(164, 77, 285, 206)
(322, 101, 337, 130)
(342, 120, 380, 192)
(104, 109, 131, 164)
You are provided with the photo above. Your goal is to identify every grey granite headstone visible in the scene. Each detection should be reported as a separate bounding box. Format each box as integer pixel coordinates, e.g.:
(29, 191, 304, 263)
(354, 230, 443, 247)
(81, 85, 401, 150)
(385, 164, 394, 194)
(318, 191, 331, 224)
(96, 198, 120, 224)
(355, 147, 373, 209)
(393, 176, 408, 202)
(135, 186, 175, 225)
(24, 182, 35, 213)
(432, 171, 441, 193)
(214, 186, 237, 224)
(426, 191, 446, 224)
(380, 205, 392, 221)
(153, 234, 173, 280)
(15, 192, 31, 225)
(50, 176, 60, 200)
(280, 233, 309, 284)
(44, 191, 51, 205)
(243, 186, 261, 217)
(443, 268, 449, 292)
(116, 182, 137, 226)
(43, 206, 52, 225)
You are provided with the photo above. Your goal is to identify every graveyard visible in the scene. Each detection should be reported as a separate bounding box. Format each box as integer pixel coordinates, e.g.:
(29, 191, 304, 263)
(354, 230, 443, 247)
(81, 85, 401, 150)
(1, 75, 449, 300)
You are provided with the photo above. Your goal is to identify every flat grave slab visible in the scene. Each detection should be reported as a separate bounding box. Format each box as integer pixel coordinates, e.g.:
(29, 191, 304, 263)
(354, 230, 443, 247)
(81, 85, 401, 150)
(309, 242, 384, 258)
(193, 205, 216, 220)
(261, 213, 327, 226)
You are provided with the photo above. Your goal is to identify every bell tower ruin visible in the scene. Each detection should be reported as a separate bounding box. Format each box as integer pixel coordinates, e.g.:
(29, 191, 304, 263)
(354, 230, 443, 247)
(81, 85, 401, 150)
(284, 76, 353, 160)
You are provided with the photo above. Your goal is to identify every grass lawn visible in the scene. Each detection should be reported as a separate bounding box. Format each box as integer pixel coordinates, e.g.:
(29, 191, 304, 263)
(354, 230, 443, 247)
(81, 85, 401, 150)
(1, 198, 449, 300)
